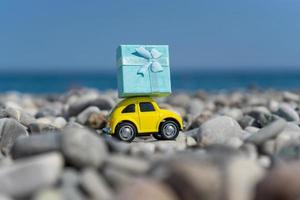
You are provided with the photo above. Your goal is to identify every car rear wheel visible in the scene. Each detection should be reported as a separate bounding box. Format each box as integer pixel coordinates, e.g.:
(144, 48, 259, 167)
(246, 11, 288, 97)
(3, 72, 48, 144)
(160, 120, 179, 140)
(115, 122, 136, 142)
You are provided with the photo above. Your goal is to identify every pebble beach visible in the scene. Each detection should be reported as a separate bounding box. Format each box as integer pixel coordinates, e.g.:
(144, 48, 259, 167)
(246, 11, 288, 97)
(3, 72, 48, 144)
(0, 88, 300, 199)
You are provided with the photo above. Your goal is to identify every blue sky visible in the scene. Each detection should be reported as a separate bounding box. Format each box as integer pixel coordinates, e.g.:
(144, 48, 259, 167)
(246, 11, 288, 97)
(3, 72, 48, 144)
(0, 0, 299, 71)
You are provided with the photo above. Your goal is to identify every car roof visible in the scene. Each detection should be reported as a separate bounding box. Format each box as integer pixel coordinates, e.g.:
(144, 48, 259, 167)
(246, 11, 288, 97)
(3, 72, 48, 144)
(118, 96, 154, 106)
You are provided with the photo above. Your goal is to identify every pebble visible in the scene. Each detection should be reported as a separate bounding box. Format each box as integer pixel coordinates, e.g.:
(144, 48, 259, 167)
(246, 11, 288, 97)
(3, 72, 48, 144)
(87, 112, 107, 129)
(187, 98, 204, 116)
(0, 153, 63, 198)
(11, 133, 61, 159)
(196, 116, 243, 146)
(225, 156, 265, 200)
(61, 127, 107, 168)
(52, 117, 67, 129)
(115, 179, 178, 200)
(239, 115, 255, 129)
(0, 89, 299, 199)
(0, 118, 28, 155)
(283, 91, 299, 102)
(4, 107, 35, 127)
(255, 161, 300, 200)
(104, 154, 150, 174)
(164, 160, 222, 200)
(277, 103, 300, 122)
(68, 95, 114, 117)
(76, 106, 101, 124)
(246, 119, 287, 145)
(80, 168, 113, 200)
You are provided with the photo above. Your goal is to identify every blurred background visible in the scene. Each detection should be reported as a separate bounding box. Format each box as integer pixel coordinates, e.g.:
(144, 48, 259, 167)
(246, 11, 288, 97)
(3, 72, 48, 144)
(0, 0, 299, 93)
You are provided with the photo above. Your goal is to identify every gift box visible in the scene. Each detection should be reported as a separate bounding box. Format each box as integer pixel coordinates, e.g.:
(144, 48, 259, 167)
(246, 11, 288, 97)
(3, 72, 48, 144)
(117, 45, 171, 98)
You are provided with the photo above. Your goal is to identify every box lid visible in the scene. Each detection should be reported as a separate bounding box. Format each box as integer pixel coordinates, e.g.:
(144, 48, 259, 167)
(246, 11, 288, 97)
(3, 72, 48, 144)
(117, 45, 169, 67)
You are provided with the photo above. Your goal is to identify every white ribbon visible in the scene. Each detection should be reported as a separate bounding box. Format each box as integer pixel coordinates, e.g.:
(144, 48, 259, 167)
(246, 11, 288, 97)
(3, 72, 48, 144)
(135, 46, 164, 76)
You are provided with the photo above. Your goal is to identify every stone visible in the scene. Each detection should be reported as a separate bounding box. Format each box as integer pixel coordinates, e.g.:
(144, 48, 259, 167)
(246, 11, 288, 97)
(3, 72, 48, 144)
(261, 140, 275, 155)
(35, 107, 59, 118)
(164, 160, 222, 200)
(276, 144, 300, 161)
(244, 126, 260, 134)
(33, 188, 64, 200)
(60, 168, 80, 187)
(104, 154, 150, 174)
(68, 95, 114, 117)
(0, 195, 12, 200)
(102, 167, 136, 189)
(225, 156, 265, 200)
(0, 118, 28, 155)
(0, 153, 63, 198)
(28, 123, 59, 134)
(11, 133, 61, 159)
(59, 185, 85, 200)
(246, 119, 287, 146)
(277, 103, 300, 122)
(129, 142, 156, 156)
(219, 108, 243, 121)
(76, 106, 101, 124)
(239, 115, 255, 129)
(61, 127, 107, 168)
(4, 107, 35, 127)
(283, 91, 299, 102)
(186, 136, 197, 146)
(185, 128, 199, 138)
(255, 161, 300, 200)
(52, 117, 67, 129)
(115, 179, 178, 200)
(258, 155, 271, 168)
(245, 107, 273, 128)
(86, 112, 107, 129)
(187, 98, 204, 116)
(166, 93, 191, 108)
(240, 143, 258, 161)
(225, 137, 243, 149)
(196, 116, 243, 146)
(103, 135, 131, 153)
(80, 168, 113, 200)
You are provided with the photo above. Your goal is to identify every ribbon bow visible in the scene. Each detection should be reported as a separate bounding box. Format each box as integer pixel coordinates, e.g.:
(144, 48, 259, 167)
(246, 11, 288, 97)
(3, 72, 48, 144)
(135, 46, 163, 76)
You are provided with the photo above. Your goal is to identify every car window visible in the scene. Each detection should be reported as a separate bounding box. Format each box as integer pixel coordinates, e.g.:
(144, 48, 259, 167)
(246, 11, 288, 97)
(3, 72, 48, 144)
(122, 104, 135, 113)
(139, 102, 155, 112)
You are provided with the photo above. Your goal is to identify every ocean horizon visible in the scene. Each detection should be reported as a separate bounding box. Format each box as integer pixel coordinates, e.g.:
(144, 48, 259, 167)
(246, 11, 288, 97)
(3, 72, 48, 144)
(0, 69, 299, 93)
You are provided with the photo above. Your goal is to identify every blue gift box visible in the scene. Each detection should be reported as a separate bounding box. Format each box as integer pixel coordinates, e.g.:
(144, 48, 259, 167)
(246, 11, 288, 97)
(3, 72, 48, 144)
(116, 45, 171, 98)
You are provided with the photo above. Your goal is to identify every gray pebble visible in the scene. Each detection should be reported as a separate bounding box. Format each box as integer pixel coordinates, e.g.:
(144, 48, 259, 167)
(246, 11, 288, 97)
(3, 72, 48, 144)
(197, 116, 243, 146)
(246, 119, 287, 145)
(61, 127, 107, 168)
(80, 168, 113, 200)
(277, 103, 300, 122)
(0, 118, 28, 155)
(0, 153, 63, 198)
(11, 133, 62, 159)
(76, 106, 101, 125)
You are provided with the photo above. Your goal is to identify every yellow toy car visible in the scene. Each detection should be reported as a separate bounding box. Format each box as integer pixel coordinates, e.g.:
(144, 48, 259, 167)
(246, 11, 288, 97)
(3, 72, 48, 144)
(103, 96, 183, 142)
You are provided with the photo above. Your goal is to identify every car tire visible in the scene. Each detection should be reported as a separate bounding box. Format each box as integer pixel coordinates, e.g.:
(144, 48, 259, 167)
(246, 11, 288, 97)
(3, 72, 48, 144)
(115, 122, 136, 142)
(160, 120, 179, 140)
(152, 132, 163, 140)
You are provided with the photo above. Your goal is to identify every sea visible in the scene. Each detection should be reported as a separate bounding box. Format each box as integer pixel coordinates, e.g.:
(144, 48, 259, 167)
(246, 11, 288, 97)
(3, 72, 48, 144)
(0, 69, 300, 93)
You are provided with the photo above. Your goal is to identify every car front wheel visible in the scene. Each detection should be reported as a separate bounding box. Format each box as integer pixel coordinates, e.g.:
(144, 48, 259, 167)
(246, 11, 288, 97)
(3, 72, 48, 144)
(160, 120, 179, 140)
(115, 122, 136, 142)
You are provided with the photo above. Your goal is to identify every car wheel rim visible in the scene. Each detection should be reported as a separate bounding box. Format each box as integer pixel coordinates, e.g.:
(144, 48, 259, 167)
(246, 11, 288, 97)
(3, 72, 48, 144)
(163, 123, 177, 138)
(119, 125, 134, 141)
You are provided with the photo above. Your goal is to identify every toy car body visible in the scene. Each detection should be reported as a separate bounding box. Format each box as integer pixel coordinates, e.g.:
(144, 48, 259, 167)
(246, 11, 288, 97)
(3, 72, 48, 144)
(104, 96, 183, 142)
